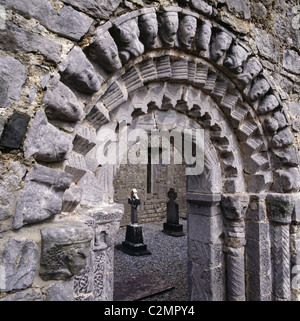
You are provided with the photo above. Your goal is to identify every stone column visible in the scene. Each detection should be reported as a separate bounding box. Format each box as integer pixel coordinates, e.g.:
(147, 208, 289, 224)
(221, 194, 249, 301)
(246, 194, 272, 301)
(187, 193, 224, 301)
(267, 194, 294, 301)
(291, 193, 300, 301)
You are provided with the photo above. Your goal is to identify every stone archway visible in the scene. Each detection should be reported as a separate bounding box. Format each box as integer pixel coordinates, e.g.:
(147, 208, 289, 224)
(1, 4, 299, 302)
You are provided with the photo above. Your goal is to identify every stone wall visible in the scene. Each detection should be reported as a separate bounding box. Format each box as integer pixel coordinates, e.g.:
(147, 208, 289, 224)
(114, 161, 187, 226)
(0, 0, 299, 301)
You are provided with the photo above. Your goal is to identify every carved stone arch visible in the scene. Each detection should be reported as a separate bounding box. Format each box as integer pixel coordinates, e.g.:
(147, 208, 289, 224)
(16, 5, 299, 302)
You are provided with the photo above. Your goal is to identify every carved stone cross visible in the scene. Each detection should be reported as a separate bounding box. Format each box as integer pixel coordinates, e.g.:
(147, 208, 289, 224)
(163, 188, 184, 237)
(167, 188, 179, 225)
(128, 188, 140, 225)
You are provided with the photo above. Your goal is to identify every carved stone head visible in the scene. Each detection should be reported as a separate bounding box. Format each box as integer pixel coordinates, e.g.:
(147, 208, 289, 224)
(139, 12, 158, 50)
(43, 78, 83, 122)
(158, 11, 179, 47)
(210, 31, 232, 63)
(40, 223, 93, 280)
(223, 44, 248, 73)
(249, 77, 270, 102)
(178, 15, 197, 49)
(89, 31, 122, 73)
(197, 20, 212, 52)
(257, 94, 279, 115)
(237, 57, 262, 86)
(60, 47, 101, 94)
(115, 18, 144, 63)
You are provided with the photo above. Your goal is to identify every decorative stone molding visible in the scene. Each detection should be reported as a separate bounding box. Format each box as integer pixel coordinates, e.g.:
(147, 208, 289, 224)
(1, 2, 299, 302)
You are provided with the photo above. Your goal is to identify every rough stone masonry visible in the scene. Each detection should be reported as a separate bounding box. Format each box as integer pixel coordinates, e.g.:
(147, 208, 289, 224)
(0, 0, 299, 301)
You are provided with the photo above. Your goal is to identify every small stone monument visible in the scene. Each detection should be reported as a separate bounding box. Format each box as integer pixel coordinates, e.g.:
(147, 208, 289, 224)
(163, 188, 185, 237)
(120, 189, 151, 256)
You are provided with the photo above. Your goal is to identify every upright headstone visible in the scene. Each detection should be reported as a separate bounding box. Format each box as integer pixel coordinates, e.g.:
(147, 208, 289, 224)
(119, 189, 151, 256)
(163, 188, 185, 237)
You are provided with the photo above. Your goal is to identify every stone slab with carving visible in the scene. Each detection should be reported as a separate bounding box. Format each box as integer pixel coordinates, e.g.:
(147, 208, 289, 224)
(13, 165, 73, 229)
(43, 77, 84, 122)
(40, 222, 93, 280)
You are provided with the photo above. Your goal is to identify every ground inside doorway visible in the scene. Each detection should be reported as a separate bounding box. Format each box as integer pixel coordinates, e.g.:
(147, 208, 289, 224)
(114, 219, 188, 301)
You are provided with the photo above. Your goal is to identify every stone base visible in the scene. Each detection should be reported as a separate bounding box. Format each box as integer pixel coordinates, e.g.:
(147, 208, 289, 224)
(163, 222, 185, 237)
(118, 241, 151, 256)
(116, 224, 151, 256)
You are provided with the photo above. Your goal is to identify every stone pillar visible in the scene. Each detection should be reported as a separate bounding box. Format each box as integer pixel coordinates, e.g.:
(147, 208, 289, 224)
(221, 194, 249, 301)
(291, 193, 300, 301)
(187, 193, 224, 301)
(74, 203, 124, 301)
(246, 194, 272, 301)
(266, 194, 294, 301)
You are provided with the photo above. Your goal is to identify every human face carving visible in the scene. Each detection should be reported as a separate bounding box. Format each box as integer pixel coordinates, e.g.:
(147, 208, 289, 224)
(249, 78, 270, 102)
(178, 15, 197, 49)
(91, 32, 122, 73)
(197, 21, 212, 52)
(44, 81, 83, 122)
(139, 13, 158, 49)
(158, 12, 179, 46)
(237, 57, 262, 86)
(223, 44, 248, 73)
(210, 31, 232, 62)
(257, 94, 279, 115)
(117, 19, 144, 61)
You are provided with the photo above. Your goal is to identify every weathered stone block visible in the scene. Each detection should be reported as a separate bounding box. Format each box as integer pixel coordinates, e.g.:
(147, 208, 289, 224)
(255, 28, 281, 63)
(101, 81, 128, 111)
(0, 0, 94, 41)
(246, 194, 267, 222)
(24, 111, 73, 162)
(64, 151, 88, 183)
(271, 128, 294, 149)
(78, 172, 103, 207)
(273, 168, 300, 193)
(188, 213, 223, 244)
(247, 272, 271, 300)
(246, 239, 271, 275)
(46, 281, 74, 301)
(266, 193, 294, 224)
(246, 172, 272, 193)
(121, 65, 143, 93)
(85, 102, 110, 130)
(0, 21, 62, 63)
(1, 239, 38, 292)
(0, 56, 27, 108)
(73, 124, 97, 155)
(0, 289, 43, 301)
(40, 222, 93, 280)
(13, 165, 72, 229)
(0, 112, 30, 149)
(246, 221, 269, 241)
(0, 161, 27, 221)
(138, 59, 157, 83)
(273, 146, 299, 168)
(43, 77, 84, 122)
(62, 185, 83, 213)
(188, 262, 224, 301)
(61, 0, 121, 19)
(283, 49, 300, 74)
(221, 194, 249, 220)
(188, 240, 223, 267)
